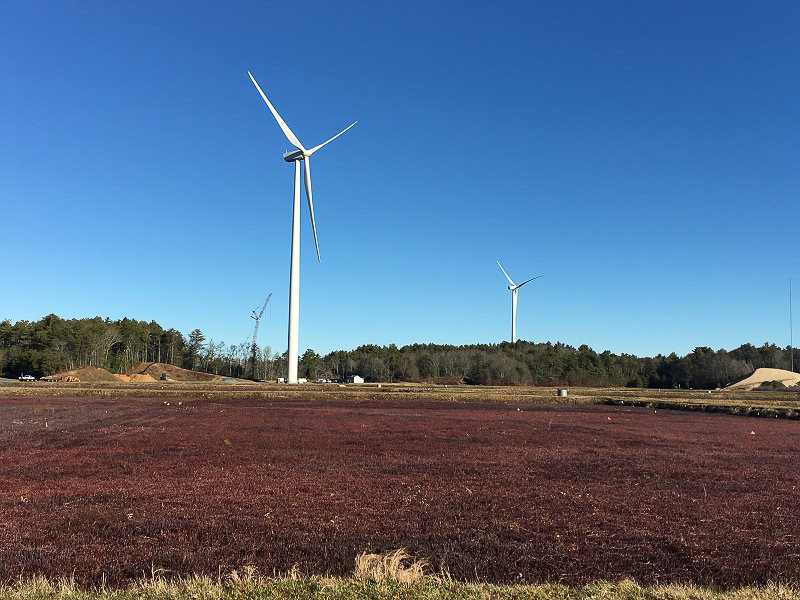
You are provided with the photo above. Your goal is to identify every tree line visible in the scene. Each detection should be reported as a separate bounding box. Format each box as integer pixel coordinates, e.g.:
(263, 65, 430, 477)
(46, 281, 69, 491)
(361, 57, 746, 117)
(0, 314, 795, 389)
(0, 315, 273, 381)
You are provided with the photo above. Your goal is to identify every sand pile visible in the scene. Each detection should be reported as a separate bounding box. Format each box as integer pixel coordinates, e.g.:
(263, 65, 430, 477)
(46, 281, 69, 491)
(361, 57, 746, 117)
(129, 373, 158, 383)
(725, 368, 800, 390)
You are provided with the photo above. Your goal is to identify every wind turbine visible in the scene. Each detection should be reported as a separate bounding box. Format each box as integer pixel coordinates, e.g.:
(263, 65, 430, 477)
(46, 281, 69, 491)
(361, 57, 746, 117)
(497, 261, 542, 343)
(248, 71, 356, 384)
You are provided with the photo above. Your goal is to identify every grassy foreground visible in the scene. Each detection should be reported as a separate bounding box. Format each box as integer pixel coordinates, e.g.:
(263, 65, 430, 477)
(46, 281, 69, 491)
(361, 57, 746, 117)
(3, 549, 799, 600)
(2, 575, 799, 600)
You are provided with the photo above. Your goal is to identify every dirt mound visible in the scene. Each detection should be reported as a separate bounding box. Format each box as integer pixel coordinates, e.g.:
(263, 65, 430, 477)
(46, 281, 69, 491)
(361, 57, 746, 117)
(50, 366, 118, 382)
(129, 373, 157, 383)
(127, 362, 224, 382)
(726, 367, 800, 390)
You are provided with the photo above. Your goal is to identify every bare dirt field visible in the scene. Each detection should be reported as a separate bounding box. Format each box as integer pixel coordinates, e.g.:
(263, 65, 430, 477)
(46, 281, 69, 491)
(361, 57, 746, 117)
(1, 389, 799, 588)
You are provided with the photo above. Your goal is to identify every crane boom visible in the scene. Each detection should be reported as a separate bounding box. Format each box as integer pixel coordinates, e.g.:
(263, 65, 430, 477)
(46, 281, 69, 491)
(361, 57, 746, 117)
(250, 292, 272, 350)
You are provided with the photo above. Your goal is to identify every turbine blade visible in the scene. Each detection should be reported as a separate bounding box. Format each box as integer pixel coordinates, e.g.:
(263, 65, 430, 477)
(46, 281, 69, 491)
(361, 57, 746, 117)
(307, 121, 358, 155)
(303, 157, 320, 262)
(516, 275, 543, 288)
(497, 261, 515, 286)
(248, 71, 306, 152)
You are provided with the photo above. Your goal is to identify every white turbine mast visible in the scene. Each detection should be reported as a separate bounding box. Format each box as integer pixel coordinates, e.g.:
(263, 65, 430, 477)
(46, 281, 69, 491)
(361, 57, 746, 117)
(249, 71, 356, 383)
(497, 261, 542, 344)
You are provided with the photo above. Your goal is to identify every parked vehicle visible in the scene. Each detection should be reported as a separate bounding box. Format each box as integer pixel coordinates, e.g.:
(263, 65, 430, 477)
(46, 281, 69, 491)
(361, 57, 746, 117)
(18, 374, 36, 381)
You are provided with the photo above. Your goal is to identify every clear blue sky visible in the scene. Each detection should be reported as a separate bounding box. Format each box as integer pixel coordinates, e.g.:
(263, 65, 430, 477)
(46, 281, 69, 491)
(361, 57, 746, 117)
(2, 1, 798, 358)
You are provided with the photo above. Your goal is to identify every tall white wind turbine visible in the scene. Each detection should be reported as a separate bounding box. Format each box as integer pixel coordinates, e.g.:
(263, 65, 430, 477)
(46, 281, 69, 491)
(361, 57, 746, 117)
(497, 261, 542, 343)
(249, 71, 356, 383)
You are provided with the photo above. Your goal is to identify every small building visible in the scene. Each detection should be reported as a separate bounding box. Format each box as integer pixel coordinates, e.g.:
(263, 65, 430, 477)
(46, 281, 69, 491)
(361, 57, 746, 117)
(345, 375, 364, 384)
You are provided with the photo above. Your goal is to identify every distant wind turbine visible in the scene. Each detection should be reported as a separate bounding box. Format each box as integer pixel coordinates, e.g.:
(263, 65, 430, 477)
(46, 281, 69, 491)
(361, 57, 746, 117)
(497, 261, 542, 343)
(249, 71, 357, 383)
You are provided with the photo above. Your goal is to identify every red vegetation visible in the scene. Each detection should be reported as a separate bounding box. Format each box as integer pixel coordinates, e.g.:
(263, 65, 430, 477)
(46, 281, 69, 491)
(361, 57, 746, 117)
(1, 394, 799, 587)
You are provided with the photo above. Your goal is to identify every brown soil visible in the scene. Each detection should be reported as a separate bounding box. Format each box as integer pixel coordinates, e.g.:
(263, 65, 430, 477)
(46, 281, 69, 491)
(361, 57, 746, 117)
(127, 362, 231, 382)
(127, 374, 157, 383)
(50, 366, 119, 383)
(1, 395, 798, 587)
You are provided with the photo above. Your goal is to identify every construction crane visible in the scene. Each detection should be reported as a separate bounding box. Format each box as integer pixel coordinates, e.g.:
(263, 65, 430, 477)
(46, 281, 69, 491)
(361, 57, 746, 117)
(250, 292, 273, 351)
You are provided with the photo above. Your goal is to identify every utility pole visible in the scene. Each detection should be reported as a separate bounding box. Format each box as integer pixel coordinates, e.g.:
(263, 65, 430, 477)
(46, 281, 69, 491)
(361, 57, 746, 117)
(791, 278, 794, 373)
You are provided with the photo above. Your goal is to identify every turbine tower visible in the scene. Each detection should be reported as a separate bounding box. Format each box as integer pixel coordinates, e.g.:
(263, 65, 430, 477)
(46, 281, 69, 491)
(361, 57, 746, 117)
(497, 261, 542, 343)
(248, 71, 356, 383)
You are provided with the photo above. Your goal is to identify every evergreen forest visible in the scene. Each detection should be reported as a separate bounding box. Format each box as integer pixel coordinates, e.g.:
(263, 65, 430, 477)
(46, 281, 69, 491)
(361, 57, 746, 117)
(0, 314, 796, 389)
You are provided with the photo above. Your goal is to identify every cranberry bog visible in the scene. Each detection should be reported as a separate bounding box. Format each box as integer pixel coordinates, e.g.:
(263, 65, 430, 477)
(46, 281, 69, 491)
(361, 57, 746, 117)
(2, 386, 799, 588)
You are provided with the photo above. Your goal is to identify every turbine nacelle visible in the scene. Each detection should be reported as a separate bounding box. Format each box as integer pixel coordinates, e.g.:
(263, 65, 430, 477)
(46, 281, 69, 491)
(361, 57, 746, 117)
(283, 150, 305, 162)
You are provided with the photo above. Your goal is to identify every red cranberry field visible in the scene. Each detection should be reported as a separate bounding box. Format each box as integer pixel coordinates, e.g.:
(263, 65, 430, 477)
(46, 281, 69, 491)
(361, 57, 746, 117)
(1, 393, 799, 587)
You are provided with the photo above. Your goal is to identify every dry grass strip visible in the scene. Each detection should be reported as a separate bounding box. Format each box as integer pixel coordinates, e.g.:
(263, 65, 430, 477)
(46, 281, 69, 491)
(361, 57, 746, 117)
(353, 548, 429, 584)
(3, 552, 800, 599)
